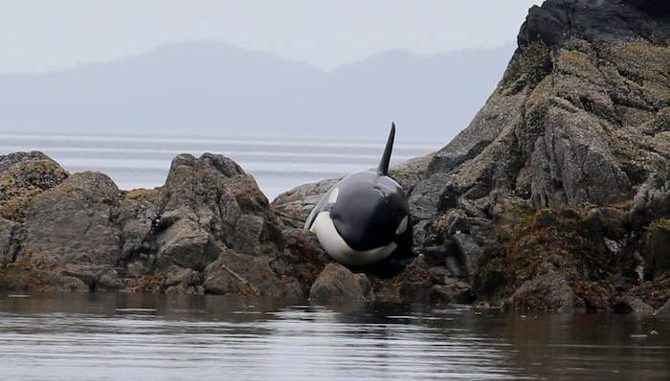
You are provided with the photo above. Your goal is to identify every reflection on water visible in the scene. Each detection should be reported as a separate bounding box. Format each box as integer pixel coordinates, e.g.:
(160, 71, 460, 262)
(0, 293, 668, 380)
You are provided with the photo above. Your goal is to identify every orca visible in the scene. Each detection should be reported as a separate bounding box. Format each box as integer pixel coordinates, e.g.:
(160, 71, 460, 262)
(304, 123, 412, 267)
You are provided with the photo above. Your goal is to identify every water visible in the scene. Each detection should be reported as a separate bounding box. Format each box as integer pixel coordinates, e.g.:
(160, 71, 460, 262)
(0, 132, 441, 200)
(0, 293, 668, 380)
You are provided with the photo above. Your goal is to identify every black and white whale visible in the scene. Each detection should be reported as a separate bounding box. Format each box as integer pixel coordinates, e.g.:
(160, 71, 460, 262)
(304, 123, 412, 266)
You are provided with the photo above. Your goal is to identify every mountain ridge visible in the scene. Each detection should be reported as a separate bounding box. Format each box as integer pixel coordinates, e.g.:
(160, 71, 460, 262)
(0, 40, 514, 140)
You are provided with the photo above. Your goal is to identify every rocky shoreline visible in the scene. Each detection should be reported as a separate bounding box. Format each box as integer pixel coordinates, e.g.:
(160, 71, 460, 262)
(1, 0, 669, 315)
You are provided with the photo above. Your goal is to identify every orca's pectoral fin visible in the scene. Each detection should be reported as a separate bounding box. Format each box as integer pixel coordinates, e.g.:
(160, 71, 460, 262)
(377, 122, 396, 176)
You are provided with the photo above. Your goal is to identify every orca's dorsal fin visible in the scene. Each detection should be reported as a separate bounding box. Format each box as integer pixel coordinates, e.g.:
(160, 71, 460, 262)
(377, 122, 395, 176)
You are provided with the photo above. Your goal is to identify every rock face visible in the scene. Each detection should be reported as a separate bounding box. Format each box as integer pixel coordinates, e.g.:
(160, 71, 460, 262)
(309, 263, 375, 305)
(412, 0, 670, 312)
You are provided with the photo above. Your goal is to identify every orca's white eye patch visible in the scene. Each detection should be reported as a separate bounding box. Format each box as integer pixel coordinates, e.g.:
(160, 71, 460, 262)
(328, 187, 339, 203)
(395, 216, 408, 235)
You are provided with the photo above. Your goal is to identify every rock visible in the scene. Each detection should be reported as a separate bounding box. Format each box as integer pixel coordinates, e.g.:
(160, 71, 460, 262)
(445, 209, 470, 235)
(0, 151, 68, 221)
(117, 190, 159, 262)
(393, 0, 670, 311)
(518, 0, 670, 48)
(508, 272, 576, 313)
(612, 295, 655, 315)
(163, 266, 202, 294)
(656, 298, 670, 316)
(309, 263, 374, 305)
(272, 178, 340, 228)
(376, 256, 472, 304)
(410, 0, 670, 223)
(0, 217, 17, 264)
(452, 233, 481, 278)
(630, 175, 670, 229)
(643, 219, 670, 278)
(160, 153, 284, 256)
(155, 216, 213, 270)
(269, 228, 330, 296)
(388, 155, 434, 195)
(0, 263, 89, 292)
(203, 248, 301, 299)
(583, 207, 627, 240)
(14, 172, 123, 290)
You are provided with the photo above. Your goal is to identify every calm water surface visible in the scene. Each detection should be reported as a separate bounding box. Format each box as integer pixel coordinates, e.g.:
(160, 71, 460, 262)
(0, 293, 668, 380)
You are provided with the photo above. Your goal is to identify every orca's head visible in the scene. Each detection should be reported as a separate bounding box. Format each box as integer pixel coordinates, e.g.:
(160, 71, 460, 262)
(328, 172, 409, 252)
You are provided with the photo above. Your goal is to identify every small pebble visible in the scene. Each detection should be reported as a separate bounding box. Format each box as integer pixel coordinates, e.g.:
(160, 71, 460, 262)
(649, 330, 659, 335)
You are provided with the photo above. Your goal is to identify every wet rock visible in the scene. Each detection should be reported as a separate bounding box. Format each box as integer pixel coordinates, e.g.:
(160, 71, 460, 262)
(62, 264, 123, 292)
(0, 262, 89, 292)
(0, 151, 68, 221)
(612, 295, 655, 315)
(377, 256, 472, 304)
(203, 248, 301, 299)
(656, 298, 670, 316)
(508, 272, 575, 313)
(643, 219, 670, 279)
(269, 228, 330, 296)
(163, 266, 202, 294)
(309, 263, 375, 305)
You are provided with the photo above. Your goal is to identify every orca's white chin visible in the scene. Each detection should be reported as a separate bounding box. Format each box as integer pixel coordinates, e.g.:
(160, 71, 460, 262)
(310, 211, 396, 266)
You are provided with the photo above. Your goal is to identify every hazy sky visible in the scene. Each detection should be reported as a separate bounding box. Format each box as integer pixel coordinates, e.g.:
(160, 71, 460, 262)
(0, 0, 542, 74)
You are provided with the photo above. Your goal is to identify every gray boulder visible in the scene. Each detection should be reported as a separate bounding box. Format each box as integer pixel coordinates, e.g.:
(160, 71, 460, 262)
(272, 178, 339, 228)
(0, 151, 68, 221)
(507, 272, 576, 313)
(377, 256, 472, 304)
(203, 247, 301, 299)
(309, 263, 375, 305)
(155, 213, 213, 270)
(15, 171, 123, 290)
(159, 153, 284, 258)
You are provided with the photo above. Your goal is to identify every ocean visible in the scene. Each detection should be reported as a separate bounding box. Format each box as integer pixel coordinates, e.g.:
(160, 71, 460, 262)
(1, 293, 668, 381)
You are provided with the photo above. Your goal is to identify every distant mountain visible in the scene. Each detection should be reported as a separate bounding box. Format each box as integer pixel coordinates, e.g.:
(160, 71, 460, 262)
(0, 41, 513, 141)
